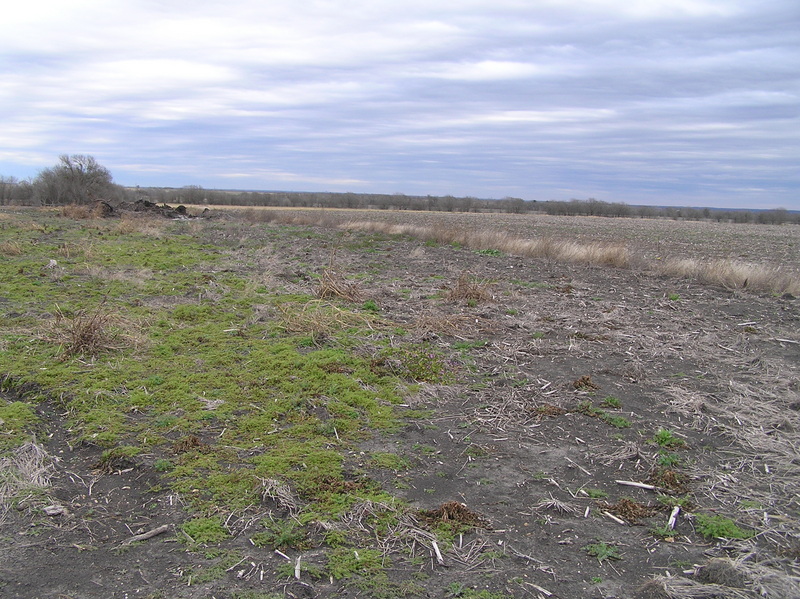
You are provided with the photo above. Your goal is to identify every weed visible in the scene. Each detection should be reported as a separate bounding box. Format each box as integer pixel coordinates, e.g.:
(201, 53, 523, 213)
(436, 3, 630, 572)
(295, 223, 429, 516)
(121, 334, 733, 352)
(667, 293, 681, 301)
(601, 396, 622, 409)
(651, 429, 687, 449)
(657, 451, 681, 467)
(694, 514, 752, 540)
(153, 459, 174, 472)
(651, 524, 676, 540)
(600, 413, 632, 428)
(474, 248, 503, 257)
(585, 488, 608, 499)
(583, 541, 621, 563)
(446, 582, 510, 599)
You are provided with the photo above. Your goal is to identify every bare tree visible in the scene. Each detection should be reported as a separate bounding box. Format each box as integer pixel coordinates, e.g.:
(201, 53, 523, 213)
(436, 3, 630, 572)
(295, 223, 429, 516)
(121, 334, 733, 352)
(33, 155, 117, 205)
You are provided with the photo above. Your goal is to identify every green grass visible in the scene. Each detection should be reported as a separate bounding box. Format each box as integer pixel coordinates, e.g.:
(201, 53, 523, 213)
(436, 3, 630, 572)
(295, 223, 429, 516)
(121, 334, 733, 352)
(694, 514, 752, 540)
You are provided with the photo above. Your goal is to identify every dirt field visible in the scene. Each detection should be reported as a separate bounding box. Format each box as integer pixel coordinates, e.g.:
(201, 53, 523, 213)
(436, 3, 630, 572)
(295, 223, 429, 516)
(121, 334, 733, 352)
(1, 208, 798, 599)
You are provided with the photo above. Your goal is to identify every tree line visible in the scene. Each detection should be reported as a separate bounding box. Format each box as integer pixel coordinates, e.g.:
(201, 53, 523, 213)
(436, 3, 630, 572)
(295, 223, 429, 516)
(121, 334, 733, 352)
(1, 155, 796, 225)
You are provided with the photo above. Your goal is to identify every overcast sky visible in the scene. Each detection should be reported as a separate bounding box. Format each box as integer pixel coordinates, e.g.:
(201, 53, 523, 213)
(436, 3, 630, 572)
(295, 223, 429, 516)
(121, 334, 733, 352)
(1, 1, 798, 208)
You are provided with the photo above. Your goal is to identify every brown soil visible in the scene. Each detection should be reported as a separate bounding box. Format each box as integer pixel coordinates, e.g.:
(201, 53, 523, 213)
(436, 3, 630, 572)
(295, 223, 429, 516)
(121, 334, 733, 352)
(2, 212, 799, 599)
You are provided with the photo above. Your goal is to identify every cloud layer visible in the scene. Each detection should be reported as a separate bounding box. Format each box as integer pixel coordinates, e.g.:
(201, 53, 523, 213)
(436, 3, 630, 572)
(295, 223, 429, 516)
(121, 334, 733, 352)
(1, 0, 798, 208)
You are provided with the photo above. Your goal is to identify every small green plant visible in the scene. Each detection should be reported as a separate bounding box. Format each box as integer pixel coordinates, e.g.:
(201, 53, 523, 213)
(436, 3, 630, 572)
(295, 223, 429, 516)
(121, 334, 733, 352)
(650, 524, 677, 539)
(651, 428, 686, 449)
(657, 451, 681, 467)
(446, 582, 510, 599)
(361, 299, 380, 314)
(585, 488, 608, 499)
(667, 293, 681, 301)
(694, 514, 752, 540)
(600, 413, 631, 428)
(474, 248, 503, 257)
(656, 494, 693, 509)
(153, 458, 174, 472)
(583, 541, 621, 562)
(601, 396, 621, 409)
(590, 576, 603, 584)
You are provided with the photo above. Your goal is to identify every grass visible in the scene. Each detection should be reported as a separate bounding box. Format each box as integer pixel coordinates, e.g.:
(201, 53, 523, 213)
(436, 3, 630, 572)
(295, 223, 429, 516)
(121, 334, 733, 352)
(694, 514, 752, 540)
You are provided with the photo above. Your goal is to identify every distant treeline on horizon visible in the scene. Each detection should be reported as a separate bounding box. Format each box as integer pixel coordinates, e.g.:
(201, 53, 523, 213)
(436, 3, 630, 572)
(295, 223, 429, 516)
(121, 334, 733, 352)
(133, 186, 797, 225)
(0, 176, 795, 224)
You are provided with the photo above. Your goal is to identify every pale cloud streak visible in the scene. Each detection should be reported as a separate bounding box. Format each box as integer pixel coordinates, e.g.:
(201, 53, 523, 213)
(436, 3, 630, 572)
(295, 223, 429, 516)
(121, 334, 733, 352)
(0, 0, 798, 207)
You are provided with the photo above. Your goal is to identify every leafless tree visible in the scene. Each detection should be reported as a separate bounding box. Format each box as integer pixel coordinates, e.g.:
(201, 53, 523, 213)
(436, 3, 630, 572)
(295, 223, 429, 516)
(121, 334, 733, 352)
(33, 155, 117, 205)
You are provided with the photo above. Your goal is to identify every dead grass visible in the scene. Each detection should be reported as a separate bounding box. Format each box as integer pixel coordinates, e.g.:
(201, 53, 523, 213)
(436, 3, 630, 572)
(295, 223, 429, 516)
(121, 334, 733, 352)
(277, 301, 377, 337)
(658, 258, 800, 296)
(115, 215, 167, 237)
(316, 252, 361, 302)
(0, 240, 23, 256)
(0, 442, 55, 523)
(446, 272, 493, 302)
(342, 219, 632, 268)
(639, 556, 800, 599)
(44, 302, 143, 358)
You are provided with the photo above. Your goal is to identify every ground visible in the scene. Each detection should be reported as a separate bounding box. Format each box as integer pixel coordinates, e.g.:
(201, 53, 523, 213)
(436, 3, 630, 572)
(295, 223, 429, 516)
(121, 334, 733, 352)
(0, 208, 798, 599)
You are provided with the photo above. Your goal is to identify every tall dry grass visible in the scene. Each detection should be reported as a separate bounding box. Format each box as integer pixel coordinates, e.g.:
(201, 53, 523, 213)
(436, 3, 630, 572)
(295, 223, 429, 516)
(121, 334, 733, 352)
(658, 258, 800, 296)
(342, 220, 632, 268)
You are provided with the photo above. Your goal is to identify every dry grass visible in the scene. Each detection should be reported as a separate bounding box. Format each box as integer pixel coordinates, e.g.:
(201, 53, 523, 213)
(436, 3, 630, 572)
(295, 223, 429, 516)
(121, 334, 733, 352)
(316, 252, 361, 302)
(59, 202, 113, 220)
(277, 301, 377, 337)
(44, 302, 143, 358)
(115, 215, 167, 237)
(639, 556, 800, 599)
(0, 442, 55, 523)
(446, 272, 493, 302)
(0, 240, 23, 256)
(658, 258, 800, 295)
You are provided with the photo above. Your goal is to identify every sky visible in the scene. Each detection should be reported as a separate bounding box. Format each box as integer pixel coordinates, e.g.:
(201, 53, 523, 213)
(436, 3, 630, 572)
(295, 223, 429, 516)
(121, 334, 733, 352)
(1, 1, 798, 209)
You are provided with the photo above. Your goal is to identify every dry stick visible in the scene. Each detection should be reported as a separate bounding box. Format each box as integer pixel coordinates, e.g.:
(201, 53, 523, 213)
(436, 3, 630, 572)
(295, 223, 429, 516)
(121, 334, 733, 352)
(668, 506, 681, 530)
(431, 540, 445, 565)
(615, 479, 660, 491)
(120, 524, 170, 546)
(602, 511, 626, 525)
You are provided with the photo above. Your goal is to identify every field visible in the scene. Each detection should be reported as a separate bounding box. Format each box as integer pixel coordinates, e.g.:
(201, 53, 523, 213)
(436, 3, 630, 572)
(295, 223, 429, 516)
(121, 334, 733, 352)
(1, 207, 798, 599)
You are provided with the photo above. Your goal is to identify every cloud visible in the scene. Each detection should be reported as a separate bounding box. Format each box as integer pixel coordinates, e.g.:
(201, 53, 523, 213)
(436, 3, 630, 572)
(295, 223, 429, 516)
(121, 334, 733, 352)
(0, 0, 797, 208)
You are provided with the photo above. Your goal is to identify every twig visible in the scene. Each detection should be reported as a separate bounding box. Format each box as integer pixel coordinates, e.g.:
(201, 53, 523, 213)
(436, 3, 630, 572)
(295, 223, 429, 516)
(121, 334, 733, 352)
(431, 540, 445, 565)
(615, 479, 659, 491)
(668, 505, 681, 529)
(602, 511, 626, 525)
(119, 524, 170, 546)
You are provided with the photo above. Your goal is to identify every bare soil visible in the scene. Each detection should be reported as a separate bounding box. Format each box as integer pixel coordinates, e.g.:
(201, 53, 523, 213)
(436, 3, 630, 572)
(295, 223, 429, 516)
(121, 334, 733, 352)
(1, 212, 799, 599)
